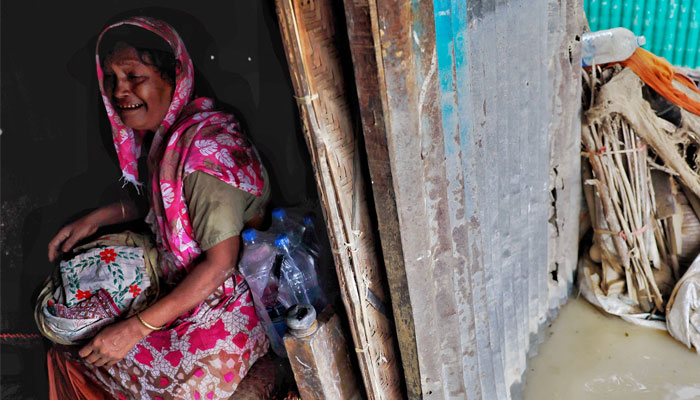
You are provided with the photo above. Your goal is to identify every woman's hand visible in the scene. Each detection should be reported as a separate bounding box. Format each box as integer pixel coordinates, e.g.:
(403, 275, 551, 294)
(47, 215, 100, 262)
(78, 317, 150, 368)
(47, 200, 139, 262)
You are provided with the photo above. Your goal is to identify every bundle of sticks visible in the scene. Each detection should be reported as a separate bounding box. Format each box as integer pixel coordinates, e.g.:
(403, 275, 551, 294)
(581, 65, 700, 314)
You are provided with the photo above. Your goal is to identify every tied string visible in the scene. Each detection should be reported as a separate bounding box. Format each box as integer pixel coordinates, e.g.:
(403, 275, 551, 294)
(0, 333, 41, 342)
(595, 221, 652, 241)
(582, 144, 647, 157)
(293, 93, 319, 103)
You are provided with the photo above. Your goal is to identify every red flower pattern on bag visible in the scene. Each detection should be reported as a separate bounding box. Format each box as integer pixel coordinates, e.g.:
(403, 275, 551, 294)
(75, 289, 92, 300)
(99, 248, 117, 264)
(129, 284, 141, 297)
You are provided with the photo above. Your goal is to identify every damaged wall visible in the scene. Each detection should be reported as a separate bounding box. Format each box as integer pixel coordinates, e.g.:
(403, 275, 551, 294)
(345, 0, 585, 398)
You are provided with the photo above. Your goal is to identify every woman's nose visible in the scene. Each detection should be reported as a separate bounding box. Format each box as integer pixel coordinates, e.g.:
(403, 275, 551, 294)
(114, 78, 131, 98)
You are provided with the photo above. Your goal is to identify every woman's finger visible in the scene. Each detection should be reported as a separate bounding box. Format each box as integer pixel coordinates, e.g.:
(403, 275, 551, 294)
(61, 233, 81, 254)
(94, 356, 111, 368)
(62, 221, 97, 253)
(106, 359, 119, 369)
(85, 352, 102, 364)
(78, 343, 93, 358)
(48, 228, 71, 262)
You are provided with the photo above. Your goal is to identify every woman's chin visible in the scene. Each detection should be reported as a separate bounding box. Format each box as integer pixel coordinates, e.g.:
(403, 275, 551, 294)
(119, 116, 148, 131)
(117, 111, 164, 132)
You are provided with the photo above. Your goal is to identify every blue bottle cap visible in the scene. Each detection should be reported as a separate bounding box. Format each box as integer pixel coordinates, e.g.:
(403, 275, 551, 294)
(272, 208, 286, 220)
(242, 228, 257, 242)
(303, 216, 314, 227)
(275, 234, 290, 248)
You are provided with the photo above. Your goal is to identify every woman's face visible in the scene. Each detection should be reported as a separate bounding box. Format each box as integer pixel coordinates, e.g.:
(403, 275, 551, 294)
(103, 44, 174, 132)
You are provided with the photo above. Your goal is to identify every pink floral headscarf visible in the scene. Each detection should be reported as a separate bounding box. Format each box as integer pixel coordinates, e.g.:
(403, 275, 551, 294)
(96, 17, 264, 272)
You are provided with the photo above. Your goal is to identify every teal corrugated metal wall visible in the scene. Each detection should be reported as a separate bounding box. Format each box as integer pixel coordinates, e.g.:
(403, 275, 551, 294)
(585, 0, 700, 67)
(366, 0, 584, 398)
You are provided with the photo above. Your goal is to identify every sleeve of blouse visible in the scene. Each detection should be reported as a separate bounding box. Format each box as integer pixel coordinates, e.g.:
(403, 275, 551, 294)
(183, 171, 250, 251)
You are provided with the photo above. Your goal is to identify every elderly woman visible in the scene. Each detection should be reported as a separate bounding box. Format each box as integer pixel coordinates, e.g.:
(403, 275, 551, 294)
(44, 17, 270, 399)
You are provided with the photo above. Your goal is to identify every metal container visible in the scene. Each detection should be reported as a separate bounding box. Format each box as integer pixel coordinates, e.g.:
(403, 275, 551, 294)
(284, 305, 363, 400)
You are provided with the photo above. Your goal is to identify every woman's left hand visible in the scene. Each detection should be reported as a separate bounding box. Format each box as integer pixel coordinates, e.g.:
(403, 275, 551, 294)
(79, 317, 150, 368)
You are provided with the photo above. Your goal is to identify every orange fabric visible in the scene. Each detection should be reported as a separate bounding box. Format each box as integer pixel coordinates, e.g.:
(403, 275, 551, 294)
(620, 48, 700, 116)
(47, 348, 111, 400)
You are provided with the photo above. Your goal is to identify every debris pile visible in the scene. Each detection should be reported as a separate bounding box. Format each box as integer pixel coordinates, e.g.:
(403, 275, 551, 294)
(580, 55, 700, 345)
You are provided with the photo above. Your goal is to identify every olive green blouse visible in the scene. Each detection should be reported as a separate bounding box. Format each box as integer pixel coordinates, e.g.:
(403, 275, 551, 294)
(183, 165, 270, 251)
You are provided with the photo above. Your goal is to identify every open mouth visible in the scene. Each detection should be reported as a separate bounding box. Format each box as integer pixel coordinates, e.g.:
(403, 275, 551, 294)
(116, 103, 144, 111)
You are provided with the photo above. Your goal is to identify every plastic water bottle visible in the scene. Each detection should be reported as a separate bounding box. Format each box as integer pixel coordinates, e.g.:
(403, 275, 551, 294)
(301, 216, 321, 258)
(275, 234, 328, 310)
(271, 208, 304, 248)
(274, 234, 312, 308)
(582, 28, 646, 67)
(239, 229, 278, 307)
(239, 229, 286, 356)
(296, 216, 327, 311)
(290, 241, 327, 312)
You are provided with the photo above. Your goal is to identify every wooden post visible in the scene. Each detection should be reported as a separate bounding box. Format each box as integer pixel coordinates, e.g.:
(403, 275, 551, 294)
(274, 0, 405, 398)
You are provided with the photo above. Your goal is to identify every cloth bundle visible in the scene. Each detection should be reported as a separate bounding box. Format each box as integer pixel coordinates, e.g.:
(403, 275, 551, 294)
(36, 232, 160, 344)
(667, 255, 700, 353)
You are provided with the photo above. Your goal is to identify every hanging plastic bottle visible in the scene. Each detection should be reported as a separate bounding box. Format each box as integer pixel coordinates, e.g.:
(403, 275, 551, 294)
(582, 27, 646, 67)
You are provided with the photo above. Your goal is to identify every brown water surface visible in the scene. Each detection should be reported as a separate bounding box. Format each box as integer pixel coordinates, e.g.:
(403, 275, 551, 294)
(523, 297, 700, 400)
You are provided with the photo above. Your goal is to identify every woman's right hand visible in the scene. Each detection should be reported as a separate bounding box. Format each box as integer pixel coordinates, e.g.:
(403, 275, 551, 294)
(47, 215, 99, 262)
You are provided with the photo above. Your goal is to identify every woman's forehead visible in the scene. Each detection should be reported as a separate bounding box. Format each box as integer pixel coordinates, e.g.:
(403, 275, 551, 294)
(105, 46, 145, 67)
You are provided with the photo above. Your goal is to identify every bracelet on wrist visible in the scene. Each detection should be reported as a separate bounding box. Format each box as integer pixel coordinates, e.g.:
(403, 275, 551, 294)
(136, 312, 164, 331)
(119, 200, 126, 221)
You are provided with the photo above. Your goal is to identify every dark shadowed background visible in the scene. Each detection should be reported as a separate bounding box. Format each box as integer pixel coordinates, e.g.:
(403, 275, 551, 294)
(1, 1, 322, 397)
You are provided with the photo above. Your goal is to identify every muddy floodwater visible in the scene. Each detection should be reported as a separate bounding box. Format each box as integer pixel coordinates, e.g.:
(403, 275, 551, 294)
(523, 296, 700, 400)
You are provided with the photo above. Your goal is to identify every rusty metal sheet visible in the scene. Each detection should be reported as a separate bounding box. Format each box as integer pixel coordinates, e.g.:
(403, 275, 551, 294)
(347, 0, 585, 398)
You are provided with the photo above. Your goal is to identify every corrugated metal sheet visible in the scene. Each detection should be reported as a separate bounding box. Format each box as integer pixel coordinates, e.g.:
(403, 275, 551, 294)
(347, 0, 584, 398)
(585, 0, 700, 67)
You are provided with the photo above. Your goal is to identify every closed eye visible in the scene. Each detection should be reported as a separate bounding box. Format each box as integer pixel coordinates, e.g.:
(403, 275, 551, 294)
(128, 75, 146, 83)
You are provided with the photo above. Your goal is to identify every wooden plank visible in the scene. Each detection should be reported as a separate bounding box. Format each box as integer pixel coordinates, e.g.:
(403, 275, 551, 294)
(651, 170, 678, 219)
(341, 1, 421, 399)
(274, 1, 404, 398)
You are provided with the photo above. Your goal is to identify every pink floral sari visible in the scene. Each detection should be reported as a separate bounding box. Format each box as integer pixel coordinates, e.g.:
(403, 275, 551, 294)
(49, 17, 269, 400)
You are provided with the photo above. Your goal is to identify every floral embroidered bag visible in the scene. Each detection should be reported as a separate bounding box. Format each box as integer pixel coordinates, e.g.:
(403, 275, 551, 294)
(38, 239, 156, 344)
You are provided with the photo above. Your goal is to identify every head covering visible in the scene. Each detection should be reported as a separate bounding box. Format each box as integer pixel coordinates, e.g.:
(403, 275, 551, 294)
(96, 17, 264, 272)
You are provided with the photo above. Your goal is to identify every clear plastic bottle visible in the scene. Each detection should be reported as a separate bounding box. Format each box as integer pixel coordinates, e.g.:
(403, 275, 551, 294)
(274, 234, 312, 308)
(239, 229, 278, 307)
(292, 247, 327, 313)
(271, 208, 304, 249)
(239, 228, 286, 356)
(301, 215, 321, 258)
(582, 27, 646, 67)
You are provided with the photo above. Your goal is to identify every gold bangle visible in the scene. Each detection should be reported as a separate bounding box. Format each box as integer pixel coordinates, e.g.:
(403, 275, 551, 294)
(119, 200, 126, 221)
(136, 312, 163, 331)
